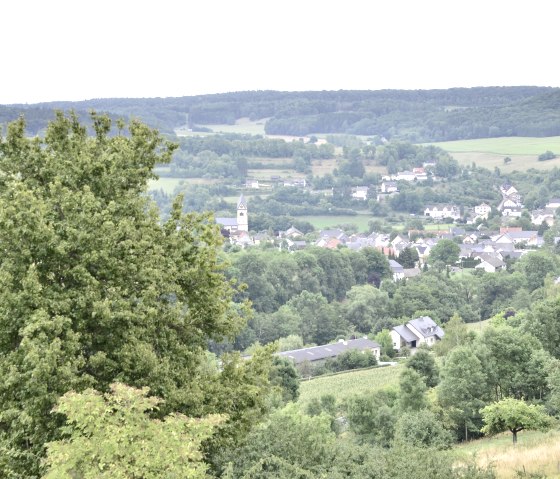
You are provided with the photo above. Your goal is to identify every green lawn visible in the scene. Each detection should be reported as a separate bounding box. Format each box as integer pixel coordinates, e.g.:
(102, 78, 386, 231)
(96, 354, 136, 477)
(297, 364, 401, 407)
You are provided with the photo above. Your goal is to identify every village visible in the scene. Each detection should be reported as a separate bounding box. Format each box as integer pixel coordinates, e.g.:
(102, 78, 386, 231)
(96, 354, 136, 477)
(218, 173, 557, 281)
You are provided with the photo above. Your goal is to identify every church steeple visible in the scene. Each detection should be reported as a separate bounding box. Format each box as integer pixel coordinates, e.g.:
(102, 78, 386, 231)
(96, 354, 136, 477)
(237, 194, 248, 232)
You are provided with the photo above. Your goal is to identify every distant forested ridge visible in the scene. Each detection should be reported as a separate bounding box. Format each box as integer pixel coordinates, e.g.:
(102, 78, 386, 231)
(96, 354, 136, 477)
(2, 86, 560, 140)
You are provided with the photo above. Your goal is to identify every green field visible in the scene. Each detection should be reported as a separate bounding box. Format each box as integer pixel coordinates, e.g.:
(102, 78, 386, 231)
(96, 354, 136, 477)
(297, 364, 401, 407)
(298, 214, 373, 231)
(429, 136, 560, 172)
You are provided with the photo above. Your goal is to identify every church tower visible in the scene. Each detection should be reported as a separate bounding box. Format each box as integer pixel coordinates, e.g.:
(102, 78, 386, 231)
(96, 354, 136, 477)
(237, 194, 248, 232)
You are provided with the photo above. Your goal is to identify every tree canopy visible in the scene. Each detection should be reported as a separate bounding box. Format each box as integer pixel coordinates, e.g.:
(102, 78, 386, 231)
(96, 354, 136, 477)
(0, 113, 269, 477)
(480, 398, 551, 444)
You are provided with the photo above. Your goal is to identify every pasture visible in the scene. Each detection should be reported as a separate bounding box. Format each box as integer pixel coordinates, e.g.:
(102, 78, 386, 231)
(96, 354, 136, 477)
(429, 136, 560, 172)
(297, 364, 401, 407)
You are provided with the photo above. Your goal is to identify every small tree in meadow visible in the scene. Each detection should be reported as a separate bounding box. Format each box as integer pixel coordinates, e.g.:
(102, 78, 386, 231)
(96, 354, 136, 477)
(480, 397, 551, 444)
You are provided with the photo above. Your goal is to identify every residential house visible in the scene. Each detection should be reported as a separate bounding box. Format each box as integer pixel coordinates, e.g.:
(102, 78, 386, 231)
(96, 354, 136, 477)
(424, 204, 461, 220)
(474, 203, 492, 219)
(500, 184, 519, 197)
(531, 209, 555, 226)
(390, 316, 444, 351)
(352, 186, 369, 200)
(412, 167, 428, 181)
(381, 181, 399, 193)
(389, 260, 405, 281)
(546, 198, 560, 209)
(245, 179, 260, 189)
(396, 171, 417, 182)
(474, 253, 506, 273)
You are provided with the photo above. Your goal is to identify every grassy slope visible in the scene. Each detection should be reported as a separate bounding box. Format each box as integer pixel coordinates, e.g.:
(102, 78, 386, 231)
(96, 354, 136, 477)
(454, 429, 560, 478)
(297, 364, 402, 407)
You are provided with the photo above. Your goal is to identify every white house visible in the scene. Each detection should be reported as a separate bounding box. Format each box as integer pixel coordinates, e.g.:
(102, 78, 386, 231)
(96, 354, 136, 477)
(474, 203, 492, 219)
(396, 171, 417, 182)
(390, 316, 444, 351)
(546, 198, 560, 209)
(531, 209, 555, 226)
(352, 186, 369, 200)
(389, 260, 405, 281)
(424, 205, 461, 220)
(380, 181, 399, 193)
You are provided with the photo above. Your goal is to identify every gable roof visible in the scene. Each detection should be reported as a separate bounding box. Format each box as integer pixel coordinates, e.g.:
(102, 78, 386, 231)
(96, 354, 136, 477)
(408, 316, 444, 339)
(277, 338, 380, 364)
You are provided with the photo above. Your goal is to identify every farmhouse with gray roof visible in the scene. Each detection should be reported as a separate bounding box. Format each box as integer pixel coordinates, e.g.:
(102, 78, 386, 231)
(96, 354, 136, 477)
(277, 338, 380, 364)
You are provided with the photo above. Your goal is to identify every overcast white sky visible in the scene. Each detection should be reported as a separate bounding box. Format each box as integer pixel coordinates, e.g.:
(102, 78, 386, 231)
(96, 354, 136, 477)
(1, 0, 558, 104)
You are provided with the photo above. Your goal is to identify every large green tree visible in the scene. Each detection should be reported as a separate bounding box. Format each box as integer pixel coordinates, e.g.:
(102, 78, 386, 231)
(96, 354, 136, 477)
(0, 113, 267, 477)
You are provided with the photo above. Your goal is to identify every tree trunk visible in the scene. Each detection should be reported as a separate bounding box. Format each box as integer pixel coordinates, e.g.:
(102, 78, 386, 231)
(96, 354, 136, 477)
(512, 429, 518, 444)
(465, 422, 468, 441)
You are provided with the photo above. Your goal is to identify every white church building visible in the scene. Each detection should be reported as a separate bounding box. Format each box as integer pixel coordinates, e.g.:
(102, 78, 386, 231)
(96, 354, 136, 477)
(216, 195, 249, 233)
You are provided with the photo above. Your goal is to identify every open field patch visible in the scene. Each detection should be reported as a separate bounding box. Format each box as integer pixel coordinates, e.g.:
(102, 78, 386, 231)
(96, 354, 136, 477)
(297, 364, 401, 407)
(298, 214, 373, 231)
(428, 137, 560, 172)
(429, 136, 560, 155)
(175, 117, 268, 136)
(148, 177, 221, 193)
(247, 169, 305, 180)
(454, 429, 560, 478)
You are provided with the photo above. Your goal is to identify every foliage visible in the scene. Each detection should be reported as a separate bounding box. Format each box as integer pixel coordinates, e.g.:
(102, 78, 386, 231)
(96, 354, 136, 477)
(0, 113, 268, 477)
(428, 239, 460, 266)
(269, 356, 300, 404)
(480, 398, 551, 444)
(346, 390, 397, 446)
(329, 348, 378, 372)
(538, 150, 557, 161)
(393, 410, 453, 450)
(406, 349, 439, 388)
(42, 383, 222, 478)
(398, 368, 428, 412)
(438, 346, 490, 440)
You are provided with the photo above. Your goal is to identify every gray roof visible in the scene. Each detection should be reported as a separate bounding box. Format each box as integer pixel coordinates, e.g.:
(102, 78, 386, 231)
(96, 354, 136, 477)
(393, 325, 418, 343)
(277, 338, 380, 364)
(215, 217, 237, 227)
(389, 259, 404, 271)
(408, 316, 445, 339)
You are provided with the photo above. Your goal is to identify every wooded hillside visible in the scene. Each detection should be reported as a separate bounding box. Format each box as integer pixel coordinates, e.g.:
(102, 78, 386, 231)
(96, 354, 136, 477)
(3, 86, 560, 140)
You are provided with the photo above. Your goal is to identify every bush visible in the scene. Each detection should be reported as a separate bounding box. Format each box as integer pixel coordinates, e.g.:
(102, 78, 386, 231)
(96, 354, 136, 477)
(538, 150, 557, 161)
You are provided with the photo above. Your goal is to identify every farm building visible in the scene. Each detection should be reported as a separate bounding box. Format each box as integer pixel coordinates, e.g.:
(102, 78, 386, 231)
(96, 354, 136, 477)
(277, 338, 381, 365)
